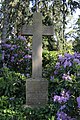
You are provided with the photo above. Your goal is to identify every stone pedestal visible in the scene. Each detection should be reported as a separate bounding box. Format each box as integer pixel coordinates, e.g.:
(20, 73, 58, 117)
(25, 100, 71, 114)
(26, 78, 48, 107)
(21, 12, 53, 107)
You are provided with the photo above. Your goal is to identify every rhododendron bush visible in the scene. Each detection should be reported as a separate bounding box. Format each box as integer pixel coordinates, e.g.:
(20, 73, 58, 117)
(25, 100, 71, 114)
(1, 36, 80, 119)
(50, 52, 80, 119)
(1, 36, 32, 77)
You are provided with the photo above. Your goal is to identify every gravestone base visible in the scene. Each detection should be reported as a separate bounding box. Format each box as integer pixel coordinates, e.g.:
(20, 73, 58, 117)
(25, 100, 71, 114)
(26, 78, 48, 107)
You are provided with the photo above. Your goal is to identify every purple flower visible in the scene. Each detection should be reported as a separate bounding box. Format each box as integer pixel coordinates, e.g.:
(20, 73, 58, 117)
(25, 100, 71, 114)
(58, 55, 65, 63)
(26, 73, 30, 77)
(54, 70, 58, 75)
(56, 53, 80, 70)
(24, 55, 31, 59)
(63, 60, 72, 68)
(9, 97, 15, 101)
(10, 47, 14, 50)
(3, 44, 11, 48)
(65, 91, 70, 98)
(61, 91, 70, 102)
(57, 111, 67, 120)
(10, 45, 17, 50)
(12, 45, 17, 48)
(53, 95, 65, 103)
(2, 51, 5, 60)
(14, 54, 18, 57)
(64, 53, 72, 58)
(61, 90, 70, 97)
(63, 60, 68, 68)
(50, 76, 54, 81)
(57, 111, 76, 120)
(18, 35, 26, 40)
(74, 52, 79, 57)
(77, 96, 80, 108)
(53, 95, 61, 102)
(55, 62, 60, 69)
(60, 105, 66, 110)
(68, 61, 72, 67)
(11, 56, 14, 62)
(26, 48, 31, 51)
(62, 74, 67, 80)
(73, 59, 80, 64)
(58, 55, 63, 60)
(53, 91, 70, 103)
(62, 74, 72, 80)
(7, 54, 10, 58)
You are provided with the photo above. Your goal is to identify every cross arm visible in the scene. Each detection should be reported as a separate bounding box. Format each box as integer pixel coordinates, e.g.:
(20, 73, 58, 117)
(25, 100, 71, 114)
(21, 25, 54, 36)
(21, 25, 33, 36)
(42, 26, 54, 36)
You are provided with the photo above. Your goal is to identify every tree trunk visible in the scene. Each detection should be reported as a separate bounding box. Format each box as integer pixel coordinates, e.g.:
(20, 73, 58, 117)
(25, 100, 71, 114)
(2, 0, 9, 43)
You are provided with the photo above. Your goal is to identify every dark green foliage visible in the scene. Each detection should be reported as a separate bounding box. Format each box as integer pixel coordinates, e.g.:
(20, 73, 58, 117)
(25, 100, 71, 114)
(0, 52, 80, 119)
(0, 96, 27, 120)
(0, 67, 26, 102)
(0, 67, 26, 119)
(42, 50, 59, 78)
(73, 17, 80, 52)
(0, 0, 80, 119)
(49, 52, 80, 119)
(73, 38, 80, 52)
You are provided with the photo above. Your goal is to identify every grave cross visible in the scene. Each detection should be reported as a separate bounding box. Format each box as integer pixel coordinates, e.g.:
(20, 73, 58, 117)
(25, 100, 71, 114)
(21, 12, 54, 79)
(21, 12, 54, 107)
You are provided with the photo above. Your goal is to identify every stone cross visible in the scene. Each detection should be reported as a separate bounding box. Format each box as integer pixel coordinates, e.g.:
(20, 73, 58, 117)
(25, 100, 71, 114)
(21, 12, 53, 78)
(21, 12, 53, 107)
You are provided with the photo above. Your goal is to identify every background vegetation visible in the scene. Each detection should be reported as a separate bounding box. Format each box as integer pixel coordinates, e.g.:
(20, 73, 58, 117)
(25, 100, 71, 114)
(0, 0, 80, 120)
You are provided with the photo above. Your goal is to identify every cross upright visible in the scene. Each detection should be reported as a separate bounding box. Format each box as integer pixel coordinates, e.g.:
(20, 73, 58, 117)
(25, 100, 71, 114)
(21, 12, 54, 79)
(21, 12, 54, 107)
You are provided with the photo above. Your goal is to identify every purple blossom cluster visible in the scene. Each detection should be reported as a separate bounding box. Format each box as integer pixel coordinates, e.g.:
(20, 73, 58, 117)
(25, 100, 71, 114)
(2, 43, 18, 51)
(1, 36, 32, 76)
(18, 35, 26, 41)
(51, 52, 80, 119)
(57, 111, 76, 120)
(10, 45, 17, 50)
(2, 50, 5, 60)
(77, 96, 80, 108)
(62, 74, 72, 80)
(2, 43, 11, 48)
(53, 90, 70, 103)
(23, 55, 32, 59)
(60, 105, 66, 110)
(50, 76, 54, 81)
(54, 52, 80, 76)
(11, 56, 15, 62)
(9, 97, 15, 101)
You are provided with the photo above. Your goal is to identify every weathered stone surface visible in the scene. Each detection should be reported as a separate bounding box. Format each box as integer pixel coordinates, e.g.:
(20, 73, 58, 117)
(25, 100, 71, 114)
(21, 25, 33, 36)
(21, 12, 54, 107)
(42, 26, 54, 36)
(26, 78, 48, 107)
(32, 13, 42, 78)
(21, 25, 54, 36)
(21, 12, 54, 79)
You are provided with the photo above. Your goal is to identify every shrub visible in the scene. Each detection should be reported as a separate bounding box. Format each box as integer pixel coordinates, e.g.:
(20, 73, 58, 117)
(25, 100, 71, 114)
(1, 38, 80, 119)
(42, 50, 60, 78)
(1, 36, 32, 77)
(0, 67, 27, 120)
(0, 96, 27, 120)
(50, 52, 80, 119)
(0, 67, 26, 102)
